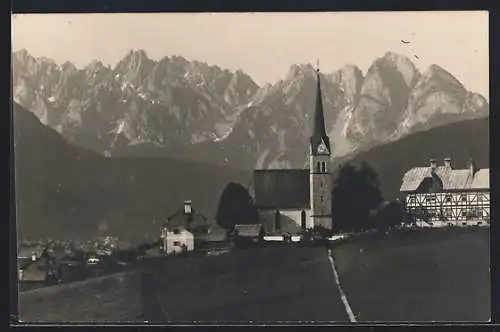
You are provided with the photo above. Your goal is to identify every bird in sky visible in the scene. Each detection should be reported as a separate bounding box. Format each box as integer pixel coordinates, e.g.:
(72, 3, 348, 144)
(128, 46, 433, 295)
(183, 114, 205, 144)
(401, 39, 411, 44)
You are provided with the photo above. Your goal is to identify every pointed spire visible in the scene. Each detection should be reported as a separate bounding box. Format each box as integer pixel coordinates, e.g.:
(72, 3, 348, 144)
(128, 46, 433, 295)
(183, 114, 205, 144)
(313, 66, 328, 140)
(310, 62, 331, 155)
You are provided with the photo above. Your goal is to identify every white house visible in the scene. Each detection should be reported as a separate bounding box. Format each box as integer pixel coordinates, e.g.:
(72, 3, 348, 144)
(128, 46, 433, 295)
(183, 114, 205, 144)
(161, 228, 194, 255)
(161, 200, 225, 254)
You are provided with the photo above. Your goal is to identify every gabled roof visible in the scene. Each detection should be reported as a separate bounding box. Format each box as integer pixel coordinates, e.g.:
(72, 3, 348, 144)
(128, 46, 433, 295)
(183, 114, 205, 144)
(18, 247, 36, 259)
(400, 165, 489, 192)
(253, 169, 310, 209)
(471, 169, 489, 190)
(233, 224, 262, 237)
(162, 207, 211, 231)
(20, 261, 46, 281)
(165, 228, 192, 234)
(199, 230, 228, 243)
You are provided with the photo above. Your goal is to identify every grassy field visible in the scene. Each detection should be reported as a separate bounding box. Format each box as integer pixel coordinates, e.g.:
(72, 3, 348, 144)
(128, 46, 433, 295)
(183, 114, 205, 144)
(145, 246, 349, 323)
(331, 227, 490, 322)
(19, 271, 145, 323)
(18, 246, 349, 324)
(17, 228, 490, 324)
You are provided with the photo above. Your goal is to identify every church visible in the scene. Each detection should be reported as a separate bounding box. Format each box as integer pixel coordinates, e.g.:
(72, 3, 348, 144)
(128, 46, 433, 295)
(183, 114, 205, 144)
(252, 67, 333, 233)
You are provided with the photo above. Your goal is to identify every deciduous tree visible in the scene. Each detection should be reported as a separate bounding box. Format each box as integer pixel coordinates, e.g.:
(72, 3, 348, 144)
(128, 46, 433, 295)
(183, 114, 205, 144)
(216, 182, 258, 230)
(331, 162, 384, 232)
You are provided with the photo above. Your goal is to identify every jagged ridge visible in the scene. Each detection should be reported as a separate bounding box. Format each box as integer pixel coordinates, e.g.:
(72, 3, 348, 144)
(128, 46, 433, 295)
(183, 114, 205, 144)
(12, 49, 488, 170)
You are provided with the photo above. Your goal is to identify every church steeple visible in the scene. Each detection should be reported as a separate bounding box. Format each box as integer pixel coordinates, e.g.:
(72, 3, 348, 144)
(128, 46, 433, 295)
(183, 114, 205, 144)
(308, 60, 333, 230)
(310, 64, 331, 155)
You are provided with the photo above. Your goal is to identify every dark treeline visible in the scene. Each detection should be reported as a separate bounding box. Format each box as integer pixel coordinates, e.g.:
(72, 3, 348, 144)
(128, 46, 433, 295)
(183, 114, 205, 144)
(331, 161, 411, 233)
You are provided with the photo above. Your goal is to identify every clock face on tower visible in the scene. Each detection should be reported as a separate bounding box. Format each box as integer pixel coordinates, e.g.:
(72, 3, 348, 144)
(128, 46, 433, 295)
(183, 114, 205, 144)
(318, 142, 327, 154)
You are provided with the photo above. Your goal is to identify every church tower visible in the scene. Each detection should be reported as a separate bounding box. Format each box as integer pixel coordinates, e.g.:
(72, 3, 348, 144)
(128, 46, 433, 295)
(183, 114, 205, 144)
(309, 65, 332, 230)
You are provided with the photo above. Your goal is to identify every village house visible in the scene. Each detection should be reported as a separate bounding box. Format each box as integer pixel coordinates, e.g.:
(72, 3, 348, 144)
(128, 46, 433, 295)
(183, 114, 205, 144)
(17, 246, 65, 291)
(400, 158, 490, 226)
(18, 260, 47, 291)
(160, 200, 227, 255)
(195, 227, 229, 253)
(18, 245, 44, 262)
(253, 66, 333, 233)
(161, 228, 194, 255)
(231, 224, 264, 248)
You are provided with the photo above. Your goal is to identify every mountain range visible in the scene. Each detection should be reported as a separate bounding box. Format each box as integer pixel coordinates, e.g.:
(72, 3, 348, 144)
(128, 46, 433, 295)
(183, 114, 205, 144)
(12, 49, 489, 170)
(13, 100, 488, 240)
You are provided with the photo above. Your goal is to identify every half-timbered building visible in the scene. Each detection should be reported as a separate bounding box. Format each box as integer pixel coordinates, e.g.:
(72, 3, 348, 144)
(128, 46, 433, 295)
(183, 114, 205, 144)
(400, 158, 489, 225)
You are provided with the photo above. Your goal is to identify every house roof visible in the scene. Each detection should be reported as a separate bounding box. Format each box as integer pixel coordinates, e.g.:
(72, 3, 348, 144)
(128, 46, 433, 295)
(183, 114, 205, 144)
(204, 232, 227, 242)
(471, 169, 489, 190)
(18, 246, 44, 259)
(198, 227, 228, 242)
(253, 169, 310, 209)
(20, 261, 46, 281)
(400, 165, 489, 192)
(233, 224, 262, 237)
(166, 228, 191, 233)
(196, 233, 227, 243)
(162, 207, 212, 231)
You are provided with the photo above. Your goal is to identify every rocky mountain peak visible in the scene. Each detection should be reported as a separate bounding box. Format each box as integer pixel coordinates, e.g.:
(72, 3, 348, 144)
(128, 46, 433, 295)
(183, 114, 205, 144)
(114, 49, 155, 85)
(120, 49, 152, 66)
(229, 69, 257, 86)
(331, 64, 364, 104)
(12, 49, 40, 76)
(376, 52, 421, 87)
(12, 49, 488, 171)
(61, 61, 77, 73)
(37, 56, 57, 65)
(14, 48, 32, 62)
(285, 63, 316, 81)
(421, 64, 466, 90)
(85, 60, 107, 71)
(170, 55, 190, 67)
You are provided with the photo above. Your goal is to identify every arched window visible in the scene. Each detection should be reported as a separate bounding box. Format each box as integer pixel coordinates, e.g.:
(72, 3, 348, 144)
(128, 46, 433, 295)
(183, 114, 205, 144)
(274, 211, 281, 231)
(316, 162, 321, 173)
(321, 162, 326, 173)
(301, 210, 306, 229)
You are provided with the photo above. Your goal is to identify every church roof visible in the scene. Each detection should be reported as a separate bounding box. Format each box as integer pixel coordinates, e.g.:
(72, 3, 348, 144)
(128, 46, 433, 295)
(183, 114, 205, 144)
(253, 169, 310, 209)
(400, 165, 489, 192)
(310, 69, 331, 155)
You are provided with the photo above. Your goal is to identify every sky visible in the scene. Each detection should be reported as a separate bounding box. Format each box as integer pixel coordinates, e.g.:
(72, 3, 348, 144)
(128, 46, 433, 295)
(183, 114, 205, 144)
(12, 11, 489, 98)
